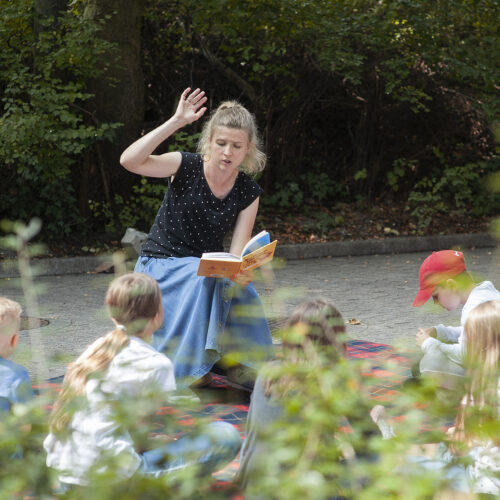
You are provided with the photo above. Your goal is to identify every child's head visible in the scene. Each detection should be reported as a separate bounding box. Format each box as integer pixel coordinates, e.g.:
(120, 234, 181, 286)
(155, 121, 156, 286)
(283, 299, 346, 363)
(464, 300, 500, 370)
(263, 299, 346, 398)
(198, 101, 266, 175)
(413, 250, 473, 309)
(453, 300, 500, 447)
(105, 272, 162, 337)
(0, 297, 22, 358)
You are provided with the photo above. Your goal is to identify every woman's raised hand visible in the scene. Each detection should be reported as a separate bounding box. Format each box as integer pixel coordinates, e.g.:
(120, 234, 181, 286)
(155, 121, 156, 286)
(174, 87, 208, 125)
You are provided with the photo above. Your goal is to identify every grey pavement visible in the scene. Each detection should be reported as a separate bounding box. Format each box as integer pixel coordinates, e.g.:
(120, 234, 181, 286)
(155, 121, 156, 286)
(1, 239, 499, 381)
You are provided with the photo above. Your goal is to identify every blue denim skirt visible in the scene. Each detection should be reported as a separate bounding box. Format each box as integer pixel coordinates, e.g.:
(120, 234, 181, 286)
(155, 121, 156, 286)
(134, 256, 273, 385)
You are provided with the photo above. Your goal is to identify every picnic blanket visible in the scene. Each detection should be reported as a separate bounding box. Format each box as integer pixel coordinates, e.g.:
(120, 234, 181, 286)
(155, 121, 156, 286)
(33, 340, 414, 488)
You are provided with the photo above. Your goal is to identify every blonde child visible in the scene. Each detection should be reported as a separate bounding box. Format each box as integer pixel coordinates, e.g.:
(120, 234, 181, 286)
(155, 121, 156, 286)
(373, 300, 500, 495)
(448, 299, 500, 494)
(0, 297, 33, 411)
(44, 272, 240, 489)
(412, 250, 500, 380)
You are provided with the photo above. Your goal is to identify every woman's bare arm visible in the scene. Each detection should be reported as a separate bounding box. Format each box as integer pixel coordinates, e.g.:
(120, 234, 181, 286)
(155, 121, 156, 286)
(229, 198, 260, 286)
(229, 197, 260, 257)
(120, 88, 207, 178)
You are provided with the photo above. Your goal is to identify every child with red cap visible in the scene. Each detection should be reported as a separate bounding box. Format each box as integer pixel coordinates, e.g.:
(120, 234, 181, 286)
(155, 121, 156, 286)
(412, 250, 500, 380)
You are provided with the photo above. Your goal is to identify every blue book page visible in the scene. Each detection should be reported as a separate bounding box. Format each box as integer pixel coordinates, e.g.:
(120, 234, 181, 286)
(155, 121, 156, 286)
(242, 230, 270, 256)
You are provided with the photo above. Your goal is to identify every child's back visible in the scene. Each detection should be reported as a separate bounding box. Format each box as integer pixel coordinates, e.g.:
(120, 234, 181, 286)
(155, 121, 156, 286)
(0, 297, 33, 411)
(44, 334, 175, 486)
(0, 357, 33, 410)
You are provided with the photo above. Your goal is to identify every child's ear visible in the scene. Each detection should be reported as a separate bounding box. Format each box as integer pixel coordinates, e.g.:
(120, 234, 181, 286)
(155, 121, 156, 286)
(446, 278, 458, 291)
(10, 333, 19, 348)
(154, 306, 163, 323)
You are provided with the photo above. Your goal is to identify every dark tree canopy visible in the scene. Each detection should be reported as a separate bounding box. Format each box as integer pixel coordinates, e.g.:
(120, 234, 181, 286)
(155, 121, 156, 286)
(0, 0, 499, 240)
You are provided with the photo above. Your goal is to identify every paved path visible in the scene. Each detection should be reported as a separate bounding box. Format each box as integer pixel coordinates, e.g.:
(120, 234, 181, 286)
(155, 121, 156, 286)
(2, 247, 499, 380)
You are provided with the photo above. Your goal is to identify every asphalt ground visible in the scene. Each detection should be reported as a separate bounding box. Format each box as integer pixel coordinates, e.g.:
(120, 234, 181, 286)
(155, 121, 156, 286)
(1, 241, 499, 382)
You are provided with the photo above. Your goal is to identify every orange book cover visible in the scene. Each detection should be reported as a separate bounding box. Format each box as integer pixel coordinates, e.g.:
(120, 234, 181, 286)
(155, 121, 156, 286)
(197, 233, 277, 278)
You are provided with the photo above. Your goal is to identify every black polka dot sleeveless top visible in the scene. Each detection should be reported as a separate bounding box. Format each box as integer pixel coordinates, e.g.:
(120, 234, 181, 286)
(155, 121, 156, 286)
(141, 152, 263, 258)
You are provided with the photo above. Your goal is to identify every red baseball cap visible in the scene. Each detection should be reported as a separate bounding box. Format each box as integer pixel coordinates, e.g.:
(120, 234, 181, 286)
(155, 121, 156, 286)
(412, 250, 466, 307)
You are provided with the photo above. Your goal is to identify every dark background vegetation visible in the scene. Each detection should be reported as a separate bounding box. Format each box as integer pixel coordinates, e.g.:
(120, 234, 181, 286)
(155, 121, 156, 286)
(1, 0, 499, 254)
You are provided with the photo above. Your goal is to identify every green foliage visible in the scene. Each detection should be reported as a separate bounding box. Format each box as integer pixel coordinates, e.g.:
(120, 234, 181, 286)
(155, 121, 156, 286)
(89, 178, 165, 234)
(89, 131, 199, 235)
(301, 172, 344, 204)
(0, 223, 491, 499)
(236, 351, 463, 499)
(167, 130, 201, 153)
(0, 397, 53, 499)
(262, 182, 304, 210)
(0, 386, 242, 499)
(0, 0, 498, 241)
(0, 336, 467, 499)
(0, 0, 120, 238)
(354, 169, 368, 182)
(302, 211, 344, 238)
(408, 151, 500, 229)
(261, 172, 344, 211)
(142, 0, 499, 216)
(387, 158, 414, 192)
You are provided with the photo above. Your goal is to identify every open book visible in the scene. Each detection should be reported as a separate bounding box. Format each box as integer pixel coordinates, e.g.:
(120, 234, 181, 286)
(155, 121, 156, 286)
(197, 230, 277, 278)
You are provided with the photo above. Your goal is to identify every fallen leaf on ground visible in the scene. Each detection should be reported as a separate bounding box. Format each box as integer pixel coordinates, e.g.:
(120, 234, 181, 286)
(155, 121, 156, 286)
(346, 318, 361, 325)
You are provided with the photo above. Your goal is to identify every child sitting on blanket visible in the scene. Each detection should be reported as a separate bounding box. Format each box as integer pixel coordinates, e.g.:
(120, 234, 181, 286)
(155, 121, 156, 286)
(0, 297, 34, 411)
(0, 297, 34, 459)
(372, 300, 500, 496)
(44, 272, 240, 490)
(412, 250, 500, 383)
(237, 299, 380, 497)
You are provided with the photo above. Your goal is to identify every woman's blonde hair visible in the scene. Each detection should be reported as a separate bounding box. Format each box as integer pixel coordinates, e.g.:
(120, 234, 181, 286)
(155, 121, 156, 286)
(452, 300, 500, 449)
(49, 273, 162, 434)
(197, 101, 266, 175)
(263, 299, 346, 397)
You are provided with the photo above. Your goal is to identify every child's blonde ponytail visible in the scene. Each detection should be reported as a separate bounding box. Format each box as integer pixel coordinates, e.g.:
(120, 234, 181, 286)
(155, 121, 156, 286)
(49, 273, 162, 435)
(49, 327, 130, 434)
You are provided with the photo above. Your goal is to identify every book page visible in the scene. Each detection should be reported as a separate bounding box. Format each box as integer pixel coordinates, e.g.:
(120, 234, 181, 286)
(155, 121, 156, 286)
(242, 230, 270, 257)
(200, 252, 240, 262)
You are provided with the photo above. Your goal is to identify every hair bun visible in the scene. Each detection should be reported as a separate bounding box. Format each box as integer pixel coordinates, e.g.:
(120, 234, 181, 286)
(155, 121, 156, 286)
(218, 101, 238, 111)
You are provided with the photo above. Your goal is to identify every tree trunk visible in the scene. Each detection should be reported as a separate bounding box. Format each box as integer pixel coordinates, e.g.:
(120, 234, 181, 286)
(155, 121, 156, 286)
(352, 69, 383, 200)
(83, 0, 145, 199)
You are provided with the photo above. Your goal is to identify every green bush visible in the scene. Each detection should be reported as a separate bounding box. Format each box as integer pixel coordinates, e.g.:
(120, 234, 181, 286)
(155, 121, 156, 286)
(0, 0, 120, 238)
(408, 151, 500, 230)
(0, 346, 465, 499)
(89, 179, 165, 235)
(89, 131, 200, 235)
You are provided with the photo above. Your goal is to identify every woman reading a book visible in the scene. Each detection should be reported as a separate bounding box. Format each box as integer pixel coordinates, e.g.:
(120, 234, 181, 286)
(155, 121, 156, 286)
(120, 87, 273, 389)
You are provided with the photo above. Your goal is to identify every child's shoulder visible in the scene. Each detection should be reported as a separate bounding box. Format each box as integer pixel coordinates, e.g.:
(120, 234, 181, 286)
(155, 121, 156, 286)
(0, 357, 33, 404)
(471, 281, 500, 299)
(464, 281, 500, 316)
(0, 357, 31, 382)
(116, 337, 173, 370)
(108, 338, 175, 392)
